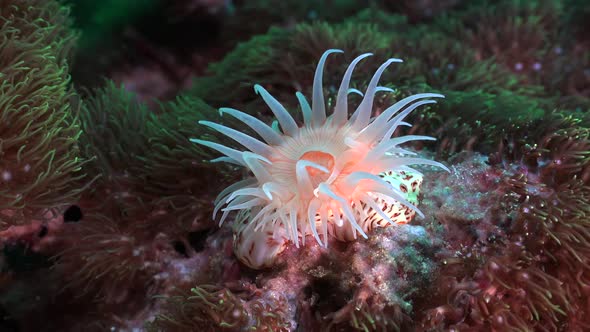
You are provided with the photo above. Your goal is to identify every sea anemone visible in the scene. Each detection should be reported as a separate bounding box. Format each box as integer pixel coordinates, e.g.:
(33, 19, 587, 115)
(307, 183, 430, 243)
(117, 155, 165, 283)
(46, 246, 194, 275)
(192, 49, 448, 269)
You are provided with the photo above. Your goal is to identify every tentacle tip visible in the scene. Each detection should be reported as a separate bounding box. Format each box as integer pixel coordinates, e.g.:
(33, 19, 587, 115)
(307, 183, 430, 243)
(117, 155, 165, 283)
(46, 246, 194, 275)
(262, 184, 274, 200)
(413, 208, 425, 219)
(310, 235, 324, 247)
(347, 88, 364, 97)
(375, 86, 395, 93)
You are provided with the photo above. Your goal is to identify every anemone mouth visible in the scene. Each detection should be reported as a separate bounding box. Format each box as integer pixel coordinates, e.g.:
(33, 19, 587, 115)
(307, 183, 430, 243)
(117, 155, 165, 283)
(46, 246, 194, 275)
(299, 150, 335, 186)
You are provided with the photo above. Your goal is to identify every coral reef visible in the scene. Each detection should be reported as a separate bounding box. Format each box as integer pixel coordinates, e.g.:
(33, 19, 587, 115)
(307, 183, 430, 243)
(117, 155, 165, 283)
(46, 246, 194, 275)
(147, 284, 291, 331)
(1, 0, 590, 331)
(0, 0, 89, 230)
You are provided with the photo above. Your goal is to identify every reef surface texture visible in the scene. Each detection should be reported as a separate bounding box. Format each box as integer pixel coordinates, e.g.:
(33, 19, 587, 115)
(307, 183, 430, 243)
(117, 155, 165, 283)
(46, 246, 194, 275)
(1, 0, 590, 331)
